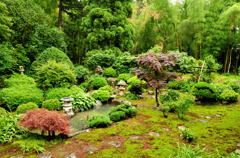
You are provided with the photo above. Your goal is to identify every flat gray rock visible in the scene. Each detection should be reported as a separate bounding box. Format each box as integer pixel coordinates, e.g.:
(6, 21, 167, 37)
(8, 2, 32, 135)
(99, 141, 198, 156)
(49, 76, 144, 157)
(149, 132, 160, 137)
(177, 126, 185, 130)
(122, 101, 132, 105)
(205, 116, 212, 119)
(39, 152, 51, 158)
(215, 114, 222, 117)
(237, 143, 240, 147)
(10, 156, 23, 158)
(112, 99, 123, 105)
(130, 136, 139, 140)
(108, 141, 121, 148)
(87, 147, 98, 154)
(65, 153, 76, 158)
(162, 128, 170, 131)
(95, 100, 102, 109)
(200, 120, 209, 123)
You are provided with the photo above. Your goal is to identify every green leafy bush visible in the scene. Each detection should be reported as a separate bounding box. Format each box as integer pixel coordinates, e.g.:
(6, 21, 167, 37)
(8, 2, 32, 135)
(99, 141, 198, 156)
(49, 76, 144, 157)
(192, 82, 218, 101)
(87, 115, 112, 128)
(104, 67, 116, 77)
(16, 102, 38, 114)
(227, 81, 240, 93)
(71, 92, 95, 111)
(92, 90, 110, 102)
(160, 89, 180, 104)
(99, 85, 112, 93)
(80, 82, 90, 92)
(109, 104, 137, 122)
(0, 107, 7, 116)
(125, 93, 140, 100)
(176, 52, 195, 73)
(89, 75, 108, 89)
(1, 85, 43, 110)
(127, 76, 146, 94)
(117, 73, 131, 82)
(45, 87, 83, 100)
(42, 99, 62, 111)
(31, 47, 73, 71)
(211, 82, 232, 95)
(74, 65, 90, 83)
(167, 80, 192, 92)
(181, 128, 196, 142)
(35, 60, 76, 90)
(5, 74, 36, 87)
(220, 89, 239, 103)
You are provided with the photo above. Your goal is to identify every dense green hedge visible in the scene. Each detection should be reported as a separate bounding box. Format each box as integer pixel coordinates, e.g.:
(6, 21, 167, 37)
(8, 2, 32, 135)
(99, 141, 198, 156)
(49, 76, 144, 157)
(192, 82, 218, 102)
(109, 104, 137, 122)
(16, 102, 38, 114)
(87, 115, 112, 128)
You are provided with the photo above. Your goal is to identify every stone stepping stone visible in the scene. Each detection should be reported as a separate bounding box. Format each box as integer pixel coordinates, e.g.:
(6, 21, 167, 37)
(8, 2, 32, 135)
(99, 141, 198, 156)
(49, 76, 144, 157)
(200, 120, 209, 123)
(65, 153, 76, 158)
(10, 156, 23, 158)
(149, 132, 160, 137)
(162, 128, 170, 131)
(205, 116, 212, 119)
(87, 147, 98, 154)
(39, 152, 52, 158)
(177, 125, 186, 130)
(237, 143, 240, 148)
(108, 141, 121, 148)
(215, 114, 222, 117)
(130, 136, 139, 140)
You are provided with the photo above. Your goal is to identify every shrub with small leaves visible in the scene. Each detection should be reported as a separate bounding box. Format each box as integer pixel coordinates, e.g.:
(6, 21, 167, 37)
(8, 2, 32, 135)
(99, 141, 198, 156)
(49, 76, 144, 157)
(104, 67, 116, 77)
(192, 82, 218, 101)
(160, 89, 180, 104)
(87, 115, 112, 128)
(79, 82, 90, 92)
(71, 92, 95, 112)
(74, 65, 90, 83)
(16, 102, 38, 114)
(45, 87, 83, 100)
(127, 76, 146, 95)
(117, 73, 131, 82)
(42, 99, 62, 111)
(227, 81, 240, 93)
(167, 80, 192, 92)
(5, 74, 36, 88)
(99, 85, 112, 93)
(181, 128, 196, 142)
(92, 90, 110, 102)
(109, 111, 126, 122)
(89, 75, 108, 89)
(220, 89, 239, 103)
(124, 93, 140, 100)
(0, 107, 7, 116)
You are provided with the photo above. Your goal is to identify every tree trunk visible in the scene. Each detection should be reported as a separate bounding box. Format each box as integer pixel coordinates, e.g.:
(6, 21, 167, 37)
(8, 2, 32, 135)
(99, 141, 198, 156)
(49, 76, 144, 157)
(58, 0, 63, 30)
(224, 45, 230, 73)
(155, 88, 159, 107)
(235, 54, 239, 77)
(227, 47, 233, 73)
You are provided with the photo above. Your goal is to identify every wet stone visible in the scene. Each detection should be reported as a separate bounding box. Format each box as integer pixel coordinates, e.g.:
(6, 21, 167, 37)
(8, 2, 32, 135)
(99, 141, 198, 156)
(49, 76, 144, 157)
(87, 147, 98, 154)
(108, 141, 121, 148)
(112, 99, 123, 105)
(39, 152, 52, 158)
(65, 153, 76, 158)
(149, 132, 160, 137)
(130, 136, 139, 140)
(200, 120, 209, 123)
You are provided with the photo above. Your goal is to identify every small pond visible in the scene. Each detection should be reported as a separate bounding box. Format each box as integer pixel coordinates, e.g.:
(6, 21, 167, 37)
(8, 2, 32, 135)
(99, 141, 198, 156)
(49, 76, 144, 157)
(70, 104, 116, 133)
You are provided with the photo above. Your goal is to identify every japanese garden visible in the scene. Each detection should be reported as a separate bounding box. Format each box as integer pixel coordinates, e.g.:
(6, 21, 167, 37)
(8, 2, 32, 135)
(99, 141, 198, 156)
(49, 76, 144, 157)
(0, 0, 240, 157)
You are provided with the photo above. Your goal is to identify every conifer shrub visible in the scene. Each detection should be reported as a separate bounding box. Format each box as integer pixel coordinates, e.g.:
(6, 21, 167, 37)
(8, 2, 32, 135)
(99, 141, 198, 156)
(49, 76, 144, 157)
(117, 73, 131, 82)
(160, 89, 181, 104)
(45, 87, 83, 100)
(220, 89, 239, 103)
(5, 74, 36, 88)
(16, 102, 38, 114)
(99, 85, 112, 93)
(92, 90, 110, 102)
(87, 115, 112, 128)
(192, 82, 218, 102)
(104, 67, 116, 77)
(71, 92, 95, 112)
(167, 80, 191, 92)
(74, 65, 90, 83)
(42, 99, 62, 111)
(89, 75, 108, 89)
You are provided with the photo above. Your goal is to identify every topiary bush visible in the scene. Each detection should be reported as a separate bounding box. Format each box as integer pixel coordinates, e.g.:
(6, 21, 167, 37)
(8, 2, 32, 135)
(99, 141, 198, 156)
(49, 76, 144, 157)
(35, 60, 76, 90)
(1, 85, 43, 111)
(99, 85, 112, 93)
(192, 82, 218, 102)
(127, 76, 146, 95)
(160, 89, 181, 104)
(74, 65, 90, 83)
(220, 89, 239, 103)
(71, 92, 95, 112)
(31, 47, 74, 71)
(92, 90, 110, 102)
(5, 74, 36, 88)
(42, 99, 62, 111)
(108, 103, 137, 122)
(117, 73, 131, 82)
(45, 87, 83, 100)
(104, 67, 116, 77)
(87, 115, 112, 128)
(89, 75, 108, 89)
(16, 102, 38, 114)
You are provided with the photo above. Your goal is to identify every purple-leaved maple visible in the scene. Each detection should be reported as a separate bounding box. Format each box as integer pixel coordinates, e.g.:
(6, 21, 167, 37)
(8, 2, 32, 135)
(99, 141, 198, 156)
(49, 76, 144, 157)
(132, 52, 179, 106)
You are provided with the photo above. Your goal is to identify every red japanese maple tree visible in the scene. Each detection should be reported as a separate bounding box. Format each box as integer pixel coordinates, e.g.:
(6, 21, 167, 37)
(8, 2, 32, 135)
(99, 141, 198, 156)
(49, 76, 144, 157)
(18, 108, 71, 137)
(132, 52, 179, 106)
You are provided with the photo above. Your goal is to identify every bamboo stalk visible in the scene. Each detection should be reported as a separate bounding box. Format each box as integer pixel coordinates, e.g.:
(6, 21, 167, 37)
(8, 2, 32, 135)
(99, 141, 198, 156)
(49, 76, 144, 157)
(198, 60, 205, 82)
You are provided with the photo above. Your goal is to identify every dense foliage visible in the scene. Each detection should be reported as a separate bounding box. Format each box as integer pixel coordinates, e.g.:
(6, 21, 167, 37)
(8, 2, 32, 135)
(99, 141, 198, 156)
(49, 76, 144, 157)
(104, 67, 116, 77)
(16, 102, 38, 114)
(5, 74, 36, 87)
(45, 87, 83, 100)
(220, 89, 239, 103)
(42, 99, 62, 111)
(192, 82, 218, 102)
(74, 65, 90, 83)
(71, 92, 95, 112)
(89, 75, 108, 89)
(92, 90, 110, 102)
(87, 115, 112, 128)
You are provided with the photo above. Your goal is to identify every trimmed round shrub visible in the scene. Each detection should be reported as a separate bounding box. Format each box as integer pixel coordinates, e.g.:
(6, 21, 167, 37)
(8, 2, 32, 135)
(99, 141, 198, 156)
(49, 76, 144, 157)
(87, 115, 112, 128)
(74, 65, 90, 83)
(89, 76, 108, 89)
(192, 82, 218, 101)
(35, 60, 76, 90)
(5, 74, 36, 88)
(45, 87, 83, 100)
(1, 85, 43, 111)
(71, 92, 95, 111)
(42, 99, 62, 111)
(80, 82, 90, 92)
(16, 102, 38, 114)
(117, 73, 131, 82)
(160, 89, 180, 104)
(220, 89, 239, 103)
(31, 47, 74, 71)
(109, 111, 126, 122)
(104, 67, 116, 77)
(99, 85, 112, 93)
(92, 90, 110, 102)
(109, 103, 137, 122)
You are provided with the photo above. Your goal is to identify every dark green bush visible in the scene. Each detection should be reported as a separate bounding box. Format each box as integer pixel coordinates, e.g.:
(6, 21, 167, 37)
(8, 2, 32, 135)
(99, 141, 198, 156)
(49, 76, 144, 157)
(16, 102, 38, 114)
(167, 80, 191, 92)
(99, 85, 112, 93)
(92, 90, 110, 102)
(192, 82, 218, 101)
(104, 67, 116, 77)
(109, 111, 126, 122)
(79, 82, 90, 92)
(45, 87, 83, 100)
(125, 93, 140, 100)
(5, 74, 36, 87)
(220, 89, 239, 103)
(1, 85, 43, 111)
(35, 60, 76, 90)
(117, 73, 131, 82)
(71, 92, 95, 111)
(31, 47, 74, 71)
(87, 115, 112, 128)
(160, 89, 181, 104)
(228, 81, 240, 93)
(109, 103, 137, 122)
(89, 75, 108, 89)
(42, 99, 62, 111)
(127, 76, 146, 95)
(74, 65, 90, 83)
